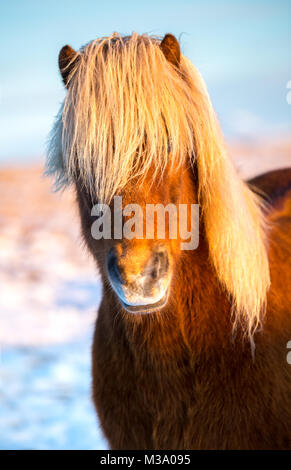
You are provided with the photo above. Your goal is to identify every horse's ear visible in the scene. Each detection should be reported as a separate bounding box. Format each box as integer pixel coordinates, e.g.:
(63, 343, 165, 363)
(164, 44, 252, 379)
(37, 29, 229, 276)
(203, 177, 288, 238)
(58, 45, 79, 87)
(160, 34, 180, 68)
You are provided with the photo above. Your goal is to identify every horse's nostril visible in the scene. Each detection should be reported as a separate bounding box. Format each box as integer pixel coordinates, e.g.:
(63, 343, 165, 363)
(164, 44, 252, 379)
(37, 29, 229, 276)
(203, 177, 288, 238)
(107, 250, 123, 285)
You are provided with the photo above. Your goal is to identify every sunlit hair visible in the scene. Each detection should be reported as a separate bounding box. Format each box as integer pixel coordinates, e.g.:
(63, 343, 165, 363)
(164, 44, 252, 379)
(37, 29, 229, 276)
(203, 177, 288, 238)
(46, 32, 270, 346)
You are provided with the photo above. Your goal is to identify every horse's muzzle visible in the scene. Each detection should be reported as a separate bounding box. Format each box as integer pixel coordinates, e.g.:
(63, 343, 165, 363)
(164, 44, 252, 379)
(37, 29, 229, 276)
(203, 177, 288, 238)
(106, 247, 170, 313)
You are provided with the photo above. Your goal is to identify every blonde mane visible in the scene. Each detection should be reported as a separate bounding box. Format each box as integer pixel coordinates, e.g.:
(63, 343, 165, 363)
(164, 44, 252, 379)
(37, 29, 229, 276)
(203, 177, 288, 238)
(46, 32, 270, 342)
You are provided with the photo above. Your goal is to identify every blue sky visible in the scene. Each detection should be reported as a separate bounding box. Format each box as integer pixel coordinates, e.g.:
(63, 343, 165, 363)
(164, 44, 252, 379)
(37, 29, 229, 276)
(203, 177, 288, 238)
(0, 0, 290, 162)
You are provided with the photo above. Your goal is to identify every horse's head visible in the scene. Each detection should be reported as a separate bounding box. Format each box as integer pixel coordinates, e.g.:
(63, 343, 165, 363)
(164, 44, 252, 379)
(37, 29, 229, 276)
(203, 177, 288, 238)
(47, 32, 270, 338)
(55, 33, 199, 314)
(76, 163, 197, 314)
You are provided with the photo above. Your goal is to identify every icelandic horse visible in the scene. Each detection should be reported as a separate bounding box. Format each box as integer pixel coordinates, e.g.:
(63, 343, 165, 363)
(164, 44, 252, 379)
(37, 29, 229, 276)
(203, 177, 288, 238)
(46, 33, 291, 449)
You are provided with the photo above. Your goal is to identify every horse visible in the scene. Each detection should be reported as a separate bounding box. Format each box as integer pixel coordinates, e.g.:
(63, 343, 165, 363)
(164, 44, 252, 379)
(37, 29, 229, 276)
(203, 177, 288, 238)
(46, 33, 291, 449)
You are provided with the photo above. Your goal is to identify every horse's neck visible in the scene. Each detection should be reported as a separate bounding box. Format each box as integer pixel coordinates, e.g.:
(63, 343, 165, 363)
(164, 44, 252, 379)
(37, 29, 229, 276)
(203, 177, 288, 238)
(171, 234, 233, 352)
(114, 169, 235, 358)
(170, 168, 234, 351)
(114, 234, 234, 361)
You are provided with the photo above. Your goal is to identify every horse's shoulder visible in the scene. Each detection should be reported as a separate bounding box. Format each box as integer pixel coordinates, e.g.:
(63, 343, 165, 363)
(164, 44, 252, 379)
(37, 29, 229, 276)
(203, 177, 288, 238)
(247, 168, 291, 205)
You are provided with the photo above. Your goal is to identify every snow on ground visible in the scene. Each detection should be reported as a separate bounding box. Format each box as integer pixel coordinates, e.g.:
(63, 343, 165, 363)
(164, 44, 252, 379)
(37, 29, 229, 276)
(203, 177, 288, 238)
(0, 167, 108, 449)
(0, 166, 100, 347)
(0, 141, 290, 449)
(0, 337, 108, 450)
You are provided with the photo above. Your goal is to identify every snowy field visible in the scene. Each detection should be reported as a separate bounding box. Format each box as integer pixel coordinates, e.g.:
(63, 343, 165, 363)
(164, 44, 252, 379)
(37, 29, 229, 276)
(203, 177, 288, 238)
(0, 337, 108, 449)
(0, 139, 290, 449)
(0, 167, 108, 449)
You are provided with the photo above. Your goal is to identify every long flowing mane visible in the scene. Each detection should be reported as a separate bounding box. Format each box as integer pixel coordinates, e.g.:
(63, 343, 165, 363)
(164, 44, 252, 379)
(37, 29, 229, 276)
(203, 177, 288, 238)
(46, 32, 270, 343)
